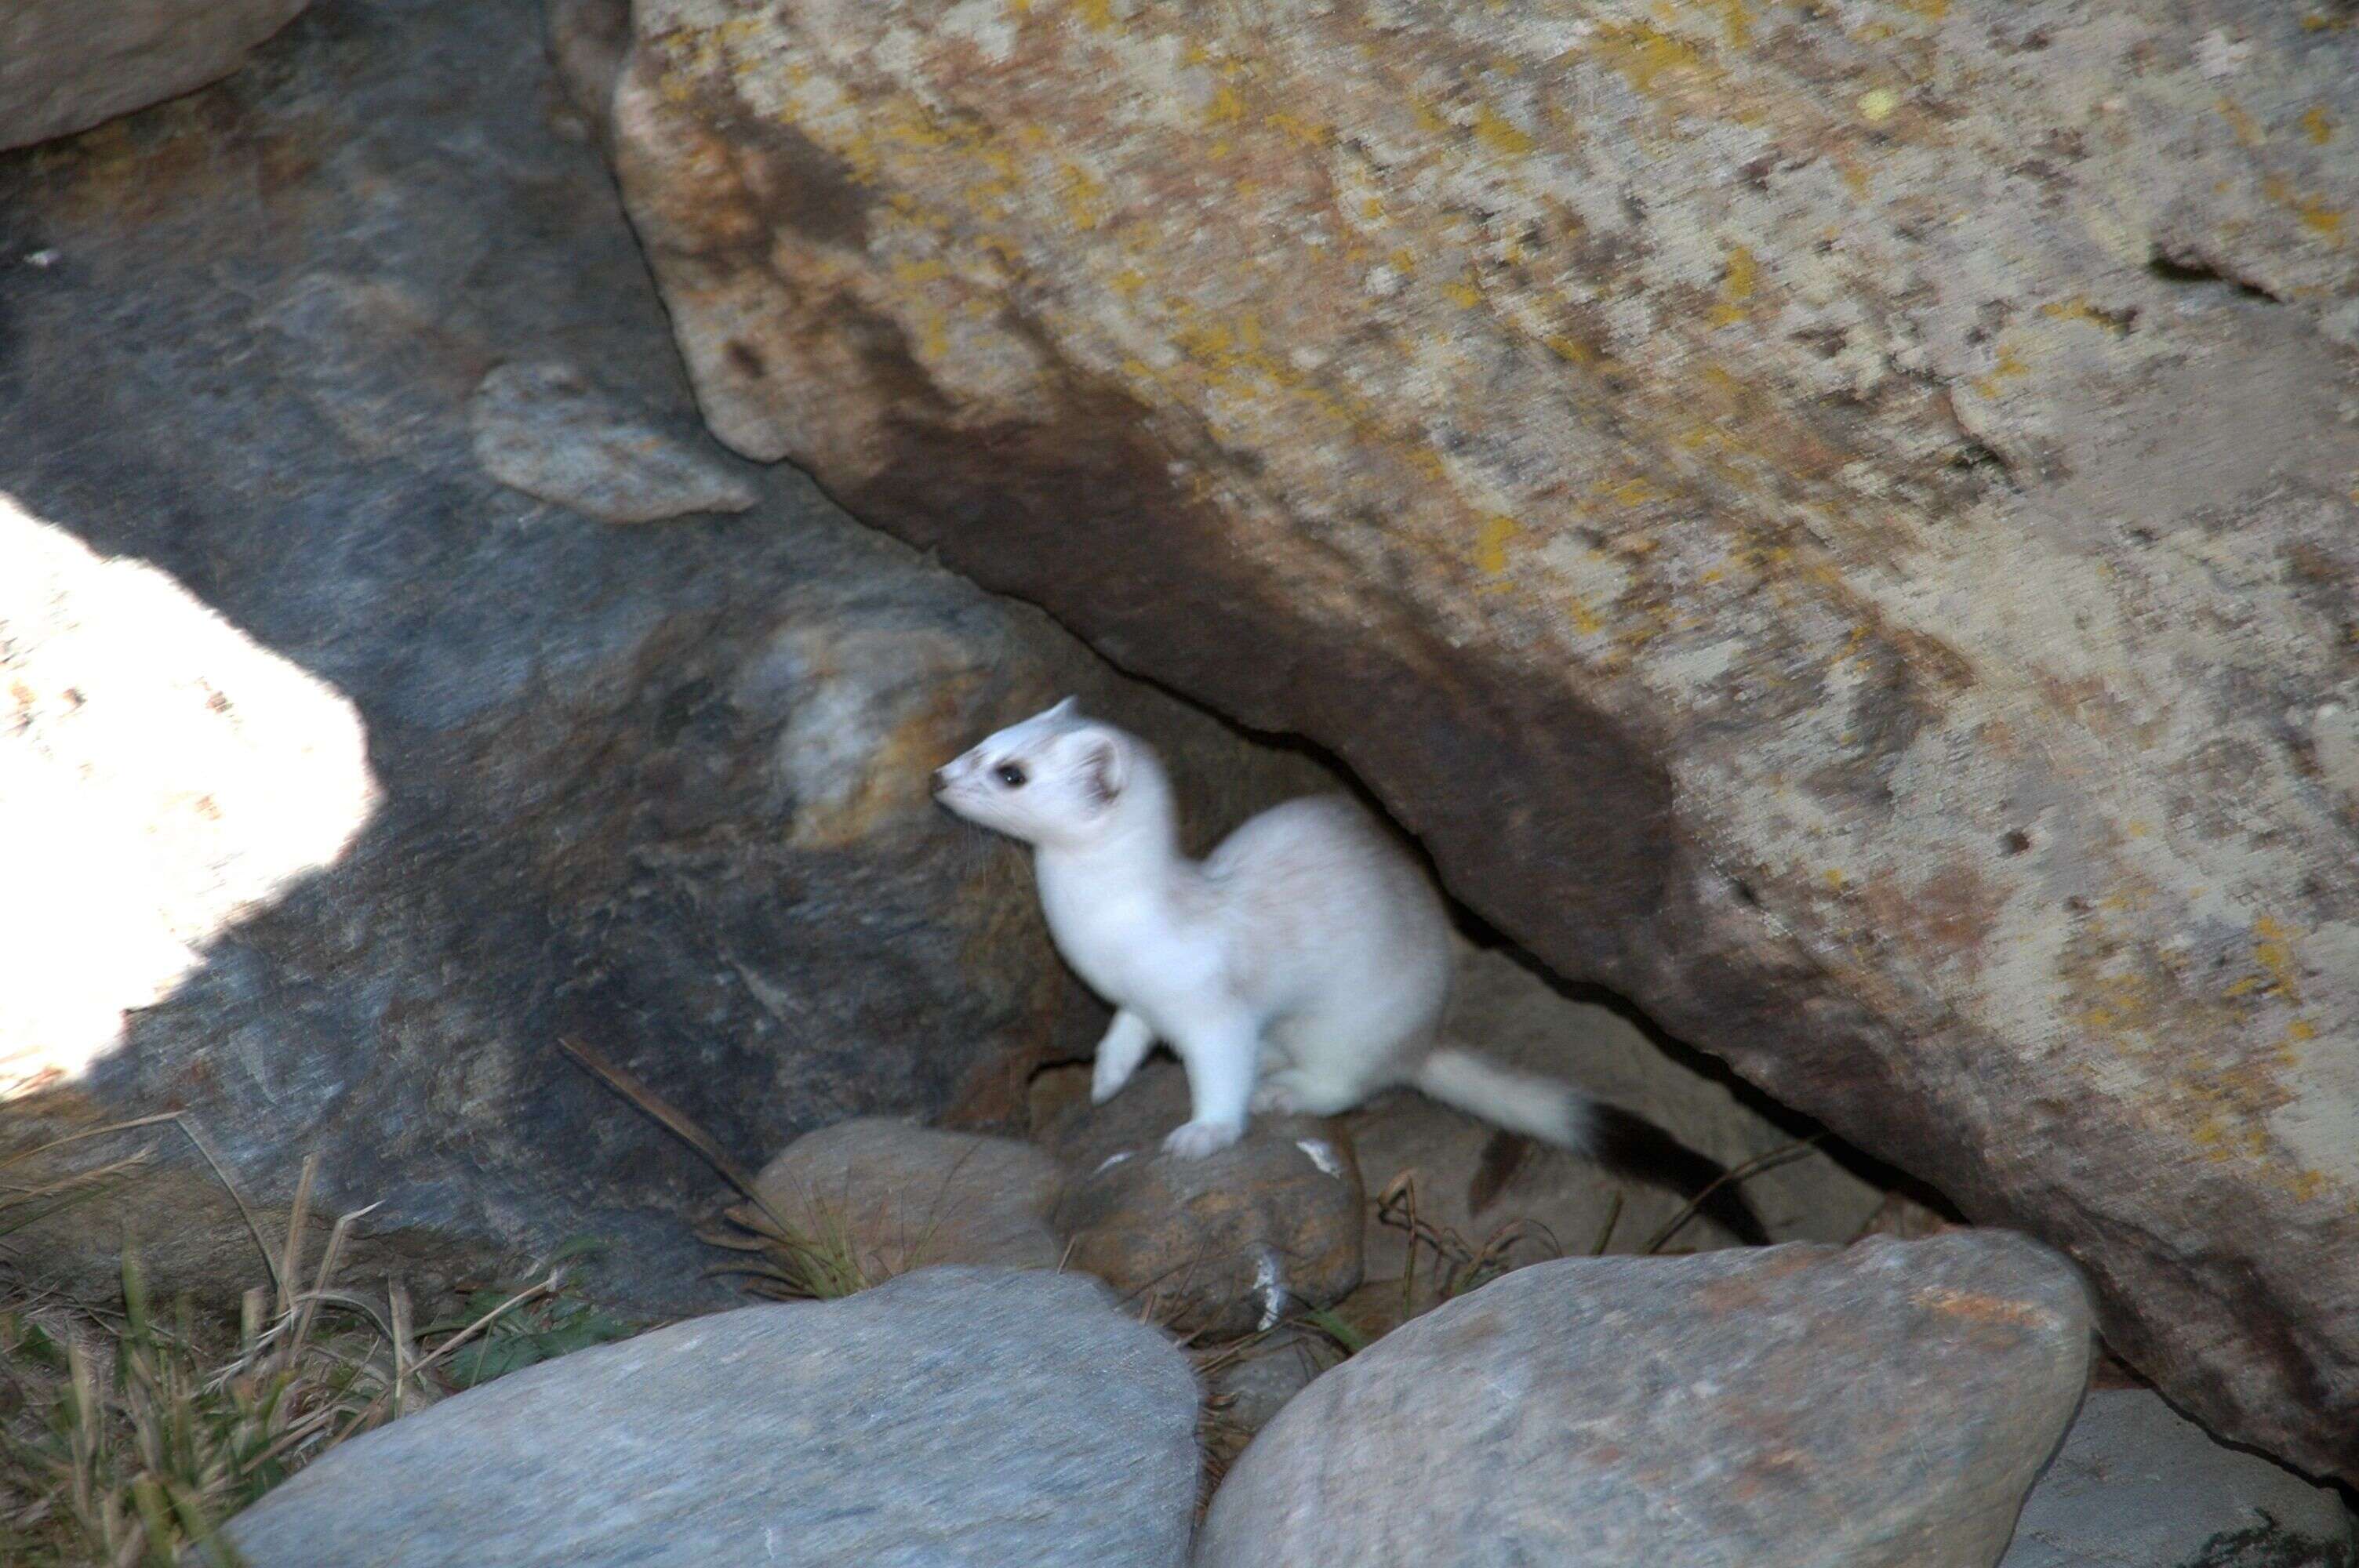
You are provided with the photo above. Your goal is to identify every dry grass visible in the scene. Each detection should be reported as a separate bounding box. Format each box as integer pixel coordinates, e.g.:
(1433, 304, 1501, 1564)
(1295, 1136, 1816, 1363)
(0, 1123, 631, 1568)
(697, 1193, 889, 1301)
(1370, 1169, 1570, 1330)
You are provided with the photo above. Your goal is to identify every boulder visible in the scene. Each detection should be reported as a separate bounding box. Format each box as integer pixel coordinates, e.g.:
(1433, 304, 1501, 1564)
(0, 0, 1321, 1316)
(721, 1117, 1067, 1283)
(1045, 1062, 1363, 1338)
(0, 0, 307, 151)
(612, 0, 2359, 1476)
(215, 1267, 1201, 1568)
(1999, 1388, 2357, 1568)
(1198, 1231, 2093, 1568)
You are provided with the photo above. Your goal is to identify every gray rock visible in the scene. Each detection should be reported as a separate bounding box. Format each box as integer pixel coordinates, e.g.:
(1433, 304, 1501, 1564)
(469, 359, 758, 522)
(1048, 1062, 1364, 1339)
(216, 1267, 1201, 1568)
(1198, 1231, 2092, 1568)
(1, 0, 307, 151)
(1200, 1328, 1333, 1513)
(720, 1118, 1067, 1283)
(2001, 1388, 2357, 1568)
(1205, 1329, 1327, 1438)
(0, 0, 1327, 1316)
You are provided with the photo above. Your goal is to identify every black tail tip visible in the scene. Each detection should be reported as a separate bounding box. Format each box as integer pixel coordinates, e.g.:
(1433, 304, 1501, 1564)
(1590, 1102, 1772, 1247)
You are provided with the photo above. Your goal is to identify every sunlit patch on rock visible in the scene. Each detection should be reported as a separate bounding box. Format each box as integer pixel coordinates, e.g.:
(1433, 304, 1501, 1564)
(0, 493, 380, 1092)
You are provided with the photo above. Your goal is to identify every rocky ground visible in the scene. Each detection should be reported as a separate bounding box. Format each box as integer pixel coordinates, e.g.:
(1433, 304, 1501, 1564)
(2, 0, 2356, 1564)
(205, 1241, 2359, 1568)
(611, 0, 2359, 1482)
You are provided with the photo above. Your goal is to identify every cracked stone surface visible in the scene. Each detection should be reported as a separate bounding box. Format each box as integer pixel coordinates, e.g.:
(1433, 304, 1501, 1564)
(612, 0, 2359, 1476)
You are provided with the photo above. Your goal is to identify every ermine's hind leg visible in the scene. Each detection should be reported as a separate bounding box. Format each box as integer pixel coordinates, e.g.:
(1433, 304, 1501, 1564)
(1165, 1011, 1258, 1158)
(1251, 1066, 1365, 1118)
(1249, 1073, 1306, 1116)
(1091, 1008, 1155, 1105)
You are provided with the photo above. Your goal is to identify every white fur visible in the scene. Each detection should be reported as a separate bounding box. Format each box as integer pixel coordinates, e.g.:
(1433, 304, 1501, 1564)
(933, 699, 1592, 1159)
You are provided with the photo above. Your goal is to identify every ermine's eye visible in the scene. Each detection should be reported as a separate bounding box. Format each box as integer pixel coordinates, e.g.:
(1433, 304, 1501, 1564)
(995, 763, 1027, 789)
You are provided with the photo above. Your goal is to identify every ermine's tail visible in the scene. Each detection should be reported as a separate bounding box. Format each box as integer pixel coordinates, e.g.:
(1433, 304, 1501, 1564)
(1412, 1047, 1770, 1247)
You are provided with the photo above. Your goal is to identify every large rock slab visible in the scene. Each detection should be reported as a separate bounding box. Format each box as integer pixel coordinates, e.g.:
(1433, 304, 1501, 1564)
(612, 0, 2359, 1475)
(0, 0, 307, 151)
(1198, 1231, 2092, 1568)
(2000, 1388, 2357, 1568)
(0, 0, 1322, 1315)
(216, 1266, 1201, 1568)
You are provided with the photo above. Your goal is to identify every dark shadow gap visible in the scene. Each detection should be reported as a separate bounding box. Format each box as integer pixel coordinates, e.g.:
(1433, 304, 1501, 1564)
(2146, 252, 2281, 303)
(963, 586, 1955, 1222)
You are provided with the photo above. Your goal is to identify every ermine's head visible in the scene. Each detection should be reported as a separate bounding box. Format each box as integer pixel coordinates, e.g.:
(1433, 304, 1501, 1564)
(933, 697, 1147, 851)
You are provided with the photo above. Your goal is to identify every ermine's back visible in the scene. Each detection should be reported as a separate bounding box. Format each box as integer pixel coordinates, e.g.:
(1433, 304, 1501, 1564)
(1199, 794, 1452, 1018)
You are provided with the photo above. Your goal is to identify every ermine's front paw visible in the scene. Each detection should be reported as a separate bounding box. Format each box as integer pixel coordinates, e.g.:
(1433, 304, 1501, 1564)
(1090, 1059, 1129, 1105)
(1162, 1120, 1245, 1160)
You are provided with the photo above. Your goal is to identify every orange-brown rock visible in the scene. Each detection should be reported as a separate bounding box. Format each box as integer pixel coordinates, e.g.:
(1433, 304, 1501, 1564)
(1047, 1063, 1363, 1339)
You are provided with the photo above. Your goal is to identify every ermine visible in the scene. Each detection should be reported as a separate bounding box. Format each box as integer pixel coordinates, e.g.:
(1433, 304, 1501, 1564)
(933, 699, 1768, 1243)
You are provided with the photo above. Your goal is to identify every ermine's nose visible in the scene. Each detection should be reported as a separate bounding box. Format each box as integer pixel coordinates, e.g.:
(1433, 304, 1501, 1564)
(932, 766, 953, 795)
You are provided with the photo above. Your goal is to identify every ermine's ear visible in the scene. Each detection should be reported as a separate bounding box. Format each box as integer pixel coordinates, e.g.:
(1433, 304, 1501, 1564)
(1078, 734, 1125, 808)
(1045, 695, 1080, 721)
